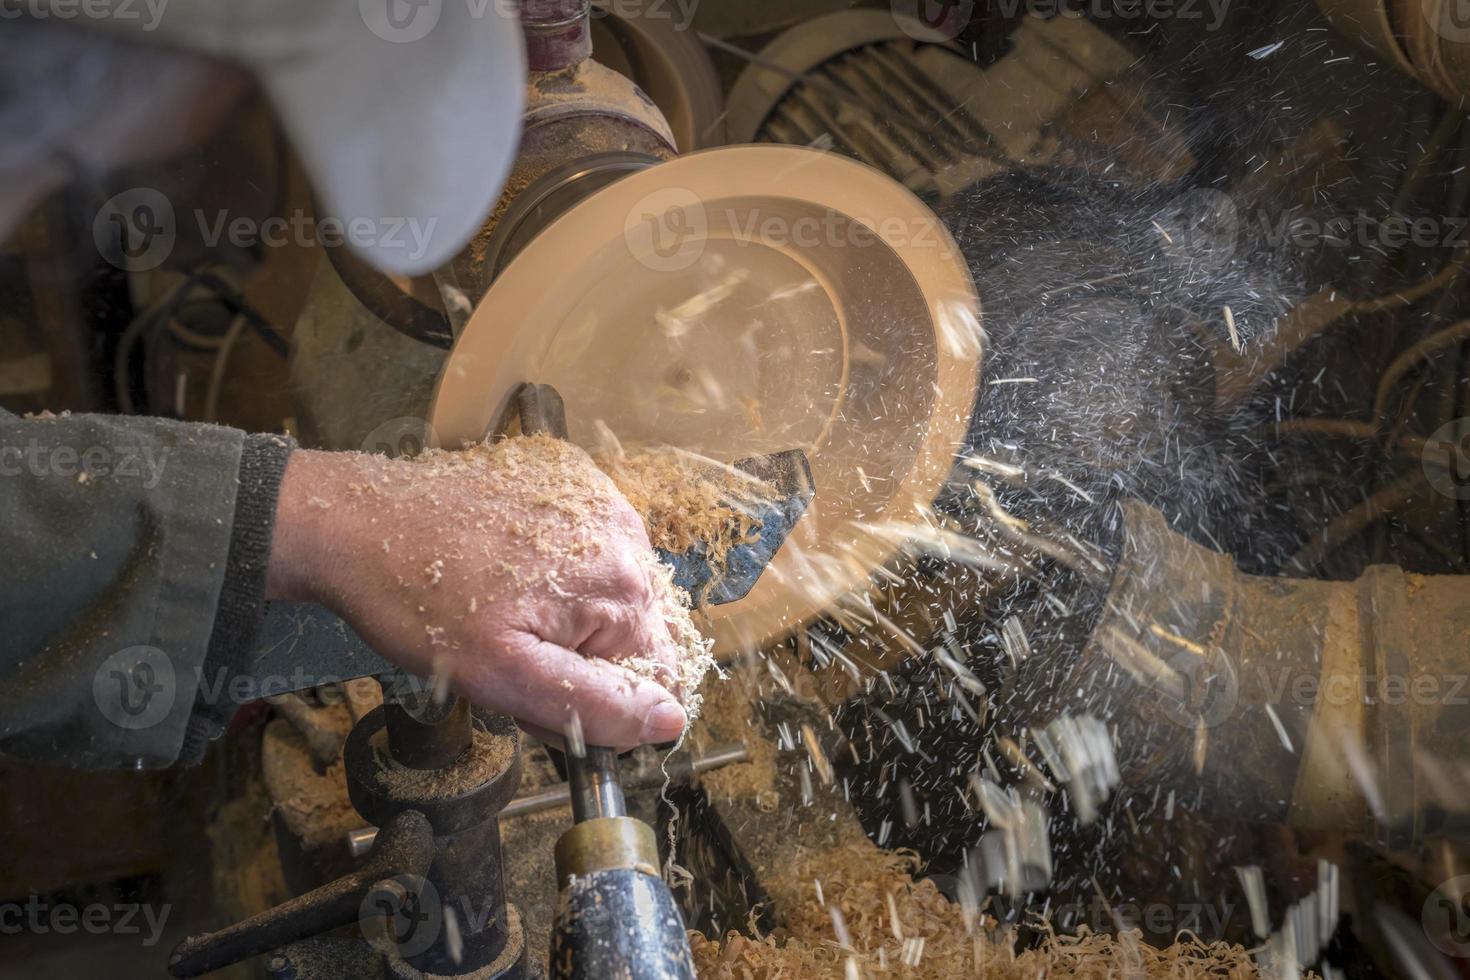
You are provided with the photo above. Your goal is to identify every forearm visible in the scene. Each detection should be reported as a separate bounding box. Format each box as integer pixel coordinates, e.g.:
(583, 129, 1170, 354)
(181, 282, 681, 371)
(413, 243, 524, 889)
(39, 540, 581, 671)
(265, 448, 355, 606)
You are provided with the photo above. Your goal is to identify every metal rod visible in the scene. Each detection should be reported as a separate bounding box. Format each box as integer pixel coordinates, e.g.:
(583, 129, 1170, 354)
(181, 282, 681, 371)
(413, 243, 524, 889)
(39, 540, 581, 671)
(568, 746, 626, 822)
(171, 812, 434, 978)
(384, 691, 473, 770)
(345, 744, 750, 858)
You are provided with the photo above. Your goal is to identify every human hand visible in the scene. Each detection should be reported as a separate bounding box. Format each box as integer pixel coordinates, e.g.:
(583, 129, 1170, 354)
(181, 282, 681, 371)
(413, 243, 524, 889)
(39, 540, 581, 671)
(265, 437, 694, 748)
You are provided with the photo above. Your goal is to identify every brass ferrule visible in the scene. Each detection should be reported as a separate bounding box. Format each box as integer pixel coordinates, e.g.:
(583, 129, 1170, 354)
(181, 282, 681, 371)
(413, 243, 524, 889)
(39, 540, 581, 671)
(553, 816, 660, 886)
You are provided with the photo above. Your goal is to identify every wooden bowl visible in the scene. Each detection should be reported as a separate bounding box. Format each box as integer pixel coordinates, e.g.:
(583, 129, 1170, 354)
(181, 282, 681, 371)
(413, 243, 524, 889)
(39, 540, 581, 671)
(430, 145, 980, 653)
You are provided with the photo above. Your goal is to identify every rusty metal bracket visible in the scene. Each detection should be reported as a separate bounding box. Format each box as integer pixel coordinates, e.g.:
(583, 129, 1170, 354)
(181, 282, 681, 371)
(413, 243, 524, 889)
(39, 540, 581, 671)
(169, 811, 435, 978)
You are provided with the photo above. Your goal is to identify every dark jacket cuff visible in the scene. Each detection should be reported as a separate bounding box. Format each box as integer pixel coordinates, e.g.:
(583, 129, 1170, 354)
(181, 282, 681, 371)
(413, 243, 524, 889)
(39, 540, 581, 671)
(179, 432, 296, 765)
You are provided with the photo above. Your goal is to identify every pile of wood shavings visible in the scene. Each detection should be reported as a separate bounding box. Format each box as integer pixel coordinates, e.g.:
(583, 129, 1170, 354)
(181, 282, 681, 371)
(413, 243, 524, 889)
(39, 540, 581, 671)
(597, 446, 772, 570)
(692, 830, 1265, 979)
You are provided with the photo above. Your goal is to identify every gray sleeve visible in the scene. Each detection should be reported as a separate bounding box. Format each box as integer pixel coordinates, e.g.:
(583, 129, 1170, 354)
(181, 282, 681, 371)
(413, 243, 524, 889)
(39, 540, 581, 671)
(0, 410, 294, 769)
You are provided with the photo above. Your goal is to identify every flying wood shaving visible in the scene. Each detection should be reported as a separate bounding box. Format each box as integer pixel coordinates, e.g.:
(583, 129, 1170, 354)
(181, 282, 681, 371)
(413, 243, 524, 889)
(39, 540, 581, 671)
(656, 269, 749, 339)
(1224, 305, 1242, 353)
(937, 299, 985, 359)
(856, 518, 1026, 577)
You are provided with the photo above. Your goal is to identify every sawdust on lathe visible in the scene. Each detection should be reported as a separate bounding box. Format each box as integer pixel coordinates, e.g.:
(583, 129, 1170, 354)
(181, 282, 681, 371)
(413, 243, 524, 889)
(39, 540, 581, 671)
(367, 725, 515, 798)
(260, 716, 360, 852)
(688, 671, 778, 805)
(691, 826, 1265, 978)
(597, 446, 771, 570)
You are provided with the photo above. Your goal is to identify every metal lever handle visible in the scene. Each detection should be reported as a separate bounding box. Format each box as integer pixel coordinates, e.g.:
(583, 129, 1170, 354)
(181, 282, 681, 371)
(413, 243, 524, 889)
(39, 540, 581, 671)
(168, 810, 435, 978)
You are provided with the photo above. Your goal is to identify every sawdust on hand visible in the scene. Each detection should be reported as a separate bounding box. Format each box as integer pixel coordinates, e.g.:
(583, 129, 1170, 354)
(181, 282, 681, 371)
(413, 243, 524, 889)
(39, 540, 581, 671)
(357, 434, 716, 718)
(408, 433, 624, 566)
